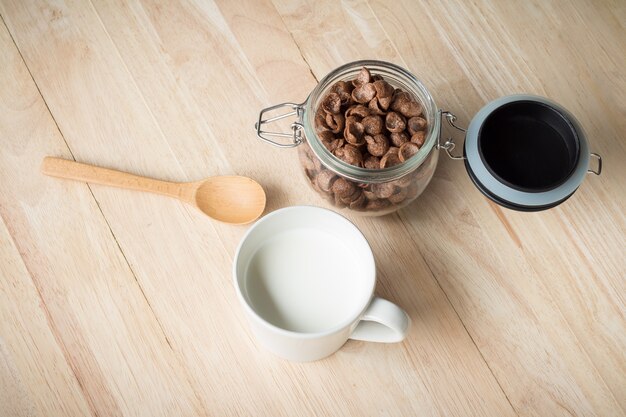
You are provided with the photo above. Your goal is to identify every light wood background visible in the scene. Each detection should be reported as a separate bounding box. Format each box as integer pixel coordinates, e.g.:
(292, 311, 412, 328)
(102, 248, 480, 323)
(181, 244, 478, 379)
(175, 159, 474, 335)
(0, 1, 624, 416)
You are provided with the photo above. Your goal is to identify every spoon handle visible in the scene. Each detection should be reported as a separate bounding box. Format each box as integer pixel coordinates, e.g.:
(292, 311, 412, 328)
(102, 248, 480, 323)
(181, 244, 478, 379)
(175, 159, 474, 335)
(41, 157, 184, 199)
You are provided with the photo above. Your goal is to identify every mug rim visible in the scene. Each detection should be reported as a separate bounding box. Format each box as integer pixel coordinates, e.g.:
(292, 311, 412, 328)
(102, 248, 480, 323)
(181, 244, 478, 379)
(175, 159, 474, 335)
(232, 205, 377, 339)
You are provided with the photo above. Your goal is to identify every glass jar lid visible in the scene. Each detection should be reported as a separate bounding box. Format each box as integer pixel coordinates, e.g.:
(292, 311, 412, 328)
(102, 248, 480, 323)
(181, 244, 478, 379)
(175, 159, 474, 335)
(463, 95, 592, 211)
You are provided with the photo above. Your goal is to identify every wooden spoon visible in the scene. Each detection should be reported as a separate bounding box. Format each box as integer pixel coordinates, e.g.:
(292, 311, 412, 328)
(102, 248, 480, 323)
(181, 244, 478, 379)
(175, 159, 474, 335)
(41, 157, 266, 225)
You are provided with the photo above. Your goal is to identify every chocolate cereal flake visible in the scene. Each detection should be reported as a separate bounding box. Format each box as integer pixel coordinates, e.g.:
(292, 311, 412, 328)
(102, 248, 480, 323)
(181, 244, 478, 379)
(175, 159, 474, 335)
(331, 177, 356, 198)
(390, 131, 409, 147)
(365, 134, 390, 157)
(399, 142, 420, 162)
(372, 182, 396, 199)
(368, 98, 386, 115)
(325, 112, 345, 134)
(316, 170, 337, 192)
(363, 155, 382, 170)
(407, 116, 427, 135)
(321, 92, 342, 114)
(410, 131, 426, 146)
(353, 67, 371, 86)
(331, 81, 353, 105)
(334, 144, 363, 166)
(385, 112, 406, 133)
(362, 115, 384, 135)
(388, 187, 409, 204)
(391, 91, 422, 118)
(344, 119, 365, 146)
(379, 147, 402, 168)
(346, 104, 371, 119)
(352, 83, 377, 104)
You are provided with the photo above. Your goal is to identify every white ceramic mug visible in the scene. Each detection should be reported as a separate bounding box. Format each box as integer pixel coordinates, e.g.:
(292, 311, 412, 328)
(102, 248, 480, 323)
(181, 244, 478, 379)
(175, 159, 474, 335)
(233, 206, 410, 361)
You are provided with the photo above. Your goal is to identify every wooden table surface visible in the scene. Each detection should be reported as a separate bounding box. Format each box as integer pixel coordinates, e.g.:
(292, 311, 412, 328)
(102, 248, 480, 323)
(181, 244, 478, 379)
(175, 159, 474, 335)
(1, 1, 625, 416)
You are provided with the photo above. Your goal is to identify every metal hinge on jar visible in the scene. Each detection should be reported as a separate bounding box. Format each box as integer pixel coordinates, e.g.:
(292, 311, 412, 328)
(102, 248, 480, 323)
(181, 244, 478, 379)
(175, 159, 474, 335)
(437, 111, 467, 160)
(588, 152, 602, 175)
(255, 102, 305, 148)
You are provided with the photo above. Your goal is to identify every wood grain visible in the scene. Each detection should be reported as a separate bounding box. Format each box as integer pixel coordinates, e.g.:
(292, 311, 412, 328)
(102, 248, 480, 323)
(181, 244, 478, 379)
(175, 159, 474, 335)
(0, 13, 205, 417)
(0, 217, 91, 417)
(0, 0, 624, 416)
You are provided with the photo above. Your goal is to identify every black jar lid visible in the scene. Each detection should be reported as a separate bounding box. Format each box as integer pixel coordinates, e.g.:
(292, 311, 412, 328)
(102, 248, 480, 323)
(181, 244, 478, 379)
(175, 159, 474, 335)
(462, 95, 591, 211)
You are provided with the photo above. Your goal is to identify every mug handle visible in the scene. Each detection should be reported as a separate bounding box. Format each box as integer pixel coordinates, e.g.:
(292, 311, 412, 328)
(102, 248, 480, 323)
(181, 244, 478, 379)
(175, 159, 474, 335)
(349, 297, 410, 343)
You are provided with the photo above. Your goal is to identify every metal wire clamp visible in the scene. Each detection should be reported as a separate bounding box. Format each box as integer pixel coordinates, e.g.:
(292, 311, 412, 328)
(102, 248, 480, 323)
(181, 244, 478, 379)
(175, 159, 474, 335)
(255, 102, 305, 148)
(587, 153, 602, 175)
(437, 111, 467, 160)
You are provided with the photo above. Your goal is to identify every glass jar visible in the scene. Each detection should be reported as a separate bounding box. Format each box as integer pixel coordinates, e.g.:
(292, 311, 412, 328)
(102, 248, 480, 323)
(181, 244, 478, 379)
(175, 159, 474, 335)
(256, 60, 441, 216)
(256, 61, 602, 213)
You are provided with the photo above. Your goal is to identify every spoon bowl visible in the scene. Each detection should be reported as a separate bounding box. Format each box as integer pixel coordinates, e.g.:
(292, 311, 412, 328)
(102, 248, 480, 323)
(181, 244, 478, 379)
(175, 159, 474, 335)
(42, 157, 267, 225)
(192, 176, 266, 224)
